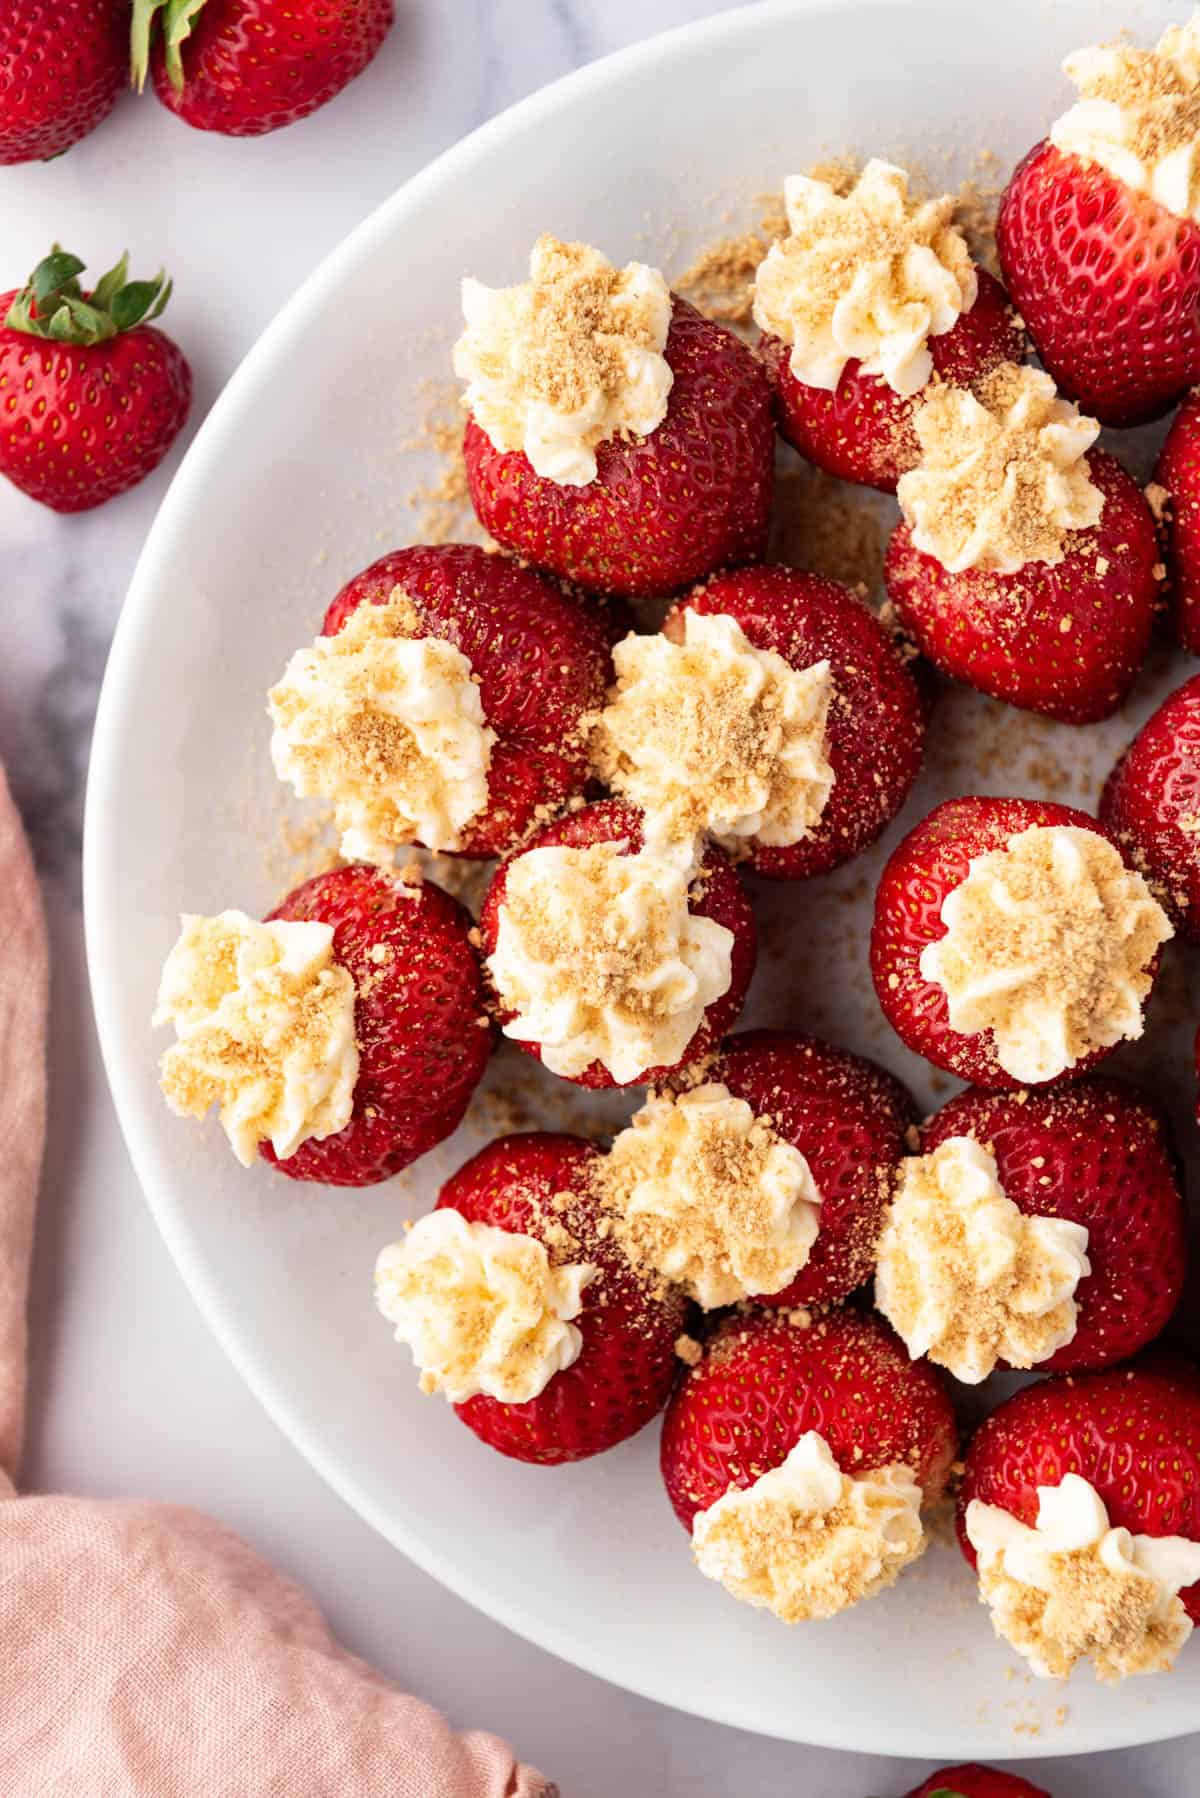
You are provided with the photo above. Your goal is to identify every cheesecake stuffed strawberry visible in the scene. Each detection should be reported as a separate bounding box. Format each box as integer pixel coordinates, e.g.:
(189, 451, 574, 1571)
(753, 159, 1023, 492)
(876, 1080, 1185, 1383)
(457, 236, 775, 597)
(154, 863, 492, 1186)
(883, 363, 1159, 724)
(959, 1364, 1200, 1682)
(268, 543, 614, 864)
(594, 1031, 916, 1313)
(871, 797, 1173, 1089)
(999, 15, 1200, 427)
(480, 799, 756, 1089)
(1101, 672, 1200, 940)
(588, 565, 926, 880)
(374, 1131, 687, 1464)
(661, 1308, 956, 1624)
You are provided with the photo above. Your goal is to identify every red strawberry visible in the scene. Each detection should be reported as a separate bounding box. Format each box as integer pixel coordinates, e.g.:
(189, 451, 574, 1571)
(707, 1029, 917, 1308)
(0, 249, 191, 514)
(1153, 392, 1200, 655)
(426, 1133, 688, 1464)
(264, 863, 492, 1185)
(464, 298, 775, 599)
(1101, 672, 1200, 941)
(958, 1361, 1200, 1626)
(917, 1080, 1185, 1373)
(660, 1306, 956, 1530)
(131, 0, 393, 136)
(0, 1, 127, 164)
(871, 796, 1168, 1089)
(998, 140, 1200, 428)
(480, 798, 756, 1090)
(885, 449, 1159, 725)
(901, 1767, 1051, 1798)
(316, 543, 615, 860)
(758, 269, 1023, 493)
(672, 565, 927, 878)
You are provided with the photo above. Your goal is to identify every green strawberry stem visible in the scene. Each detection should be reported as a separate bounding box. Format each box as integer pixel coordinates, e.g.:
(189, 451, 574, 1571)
(131, 0, 208, 94)
(5, 247, 174, 347)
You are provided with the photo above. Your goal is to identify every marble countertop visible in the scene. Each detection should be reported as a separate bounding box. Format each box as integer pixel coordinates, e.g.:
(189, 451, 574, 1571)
(0, 2, 1194, 1790)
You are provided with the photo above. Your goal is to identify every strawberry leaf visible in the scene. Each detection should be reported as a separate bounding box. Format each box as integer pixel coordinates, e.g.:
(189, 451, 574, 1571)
(4, 249, 176, 347)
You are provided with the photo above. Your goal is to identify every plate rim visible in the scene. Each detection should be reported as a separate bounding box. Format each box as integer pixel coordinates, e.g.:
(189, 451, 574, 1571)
(83, 0, 1192, 1758)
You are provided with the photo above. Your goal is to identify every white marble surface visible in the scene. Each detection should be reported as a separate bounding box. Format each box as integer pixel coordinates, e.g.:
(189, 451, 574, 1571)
(0, 1, 1195, 1790)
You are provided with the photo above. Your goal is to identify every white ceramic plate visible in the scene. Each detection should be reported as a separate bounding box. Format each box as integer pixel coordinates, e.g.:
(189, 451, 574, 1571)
(86, 0, 1200, 1758)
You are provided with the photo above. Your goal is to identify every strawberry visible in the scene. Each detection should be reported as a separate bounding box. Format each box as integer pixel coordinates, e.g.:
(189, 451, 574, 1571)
(708, 1029, 917, 1308)
(999, 140, 1200, 429)
(463, 298, 775, 599)
(0, 0, 127, 163)
(884, 449, 1159, 726)
(1153, 391, 1200, 655)
(264, 863, 492, 1186)
(1101, 671, 1200, 941)
(673, 565, 927, 878)
(0, 248, 191, 514)
(131, 0, 394, 137)
(900, 1767, 1051, 1798)
(480, 799, 756, 1090)
(917, 1080, 1185, 1374)
(758, 269, 1023, 493)
(423, 1133, 688, 1464)
(311, 543, 615, 860)
(660, 1306, 956, 1530)
(957, 1361, 1200, 1623)
(871, 796, 1170, 1089)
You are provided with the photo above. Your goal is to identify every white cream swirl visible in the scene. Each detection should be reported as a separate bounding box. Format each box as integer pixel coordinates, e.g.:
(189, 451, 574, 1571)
(875, 1136, 1090, 1383)
(155, 911, 359, 1166)
(591, 612, 835, 859)
(967, 1476, 1200, 1681)
(752, 159, 977, 396)
(374, 1210, 595, 1405)
(268, 595, 495, 861)
(898, 364, 1103, 574)
(601, 1082, 821, 1308)
(1051, 14, 1200, 223)
(692, 1431, 926, 1622)
(920, 825, 1172, 1084)
(453, 235, 674, 486)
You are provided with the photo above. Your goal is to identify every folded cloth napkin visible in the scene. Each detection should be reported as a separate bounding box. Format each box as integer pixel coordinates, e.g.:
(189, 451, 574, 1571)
(0, 767, 554, 1797)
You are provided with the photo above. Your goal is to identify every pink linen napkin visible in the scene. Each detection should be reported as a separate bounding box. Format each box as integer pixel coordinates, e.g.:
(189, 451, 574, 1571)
(0, 766, 554, 1796)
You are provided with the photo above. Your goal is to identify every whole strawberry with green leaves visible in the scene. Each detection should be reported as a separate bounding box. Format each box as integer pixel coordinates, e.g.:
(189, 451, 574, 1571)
(131, 0, 395, 137)
(0, 249, 192, 513)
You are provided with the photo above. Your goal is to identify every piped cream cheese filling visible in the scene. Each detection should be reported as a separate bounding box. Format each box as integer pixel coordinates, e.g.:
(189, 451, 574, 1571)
(692, 1431, 926, 1622)
(919, 824, 1172, 1084)
(752, 159, 977, 396)
(597, 1082, 821, 1307)
(453, 235, 674, 486)
(897, 363, 1103, 575)
(875, 1136, 1090, 1383)
(487, 841, 733, 1083)
(590, 612, 835, 859)
(375, 1209, 595, 1405)
(966, 1476, 1200, 1682)
(1050, 14, 1200, 223)
(268, 595, 495, 862)
(154, 911, 359, 1166)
